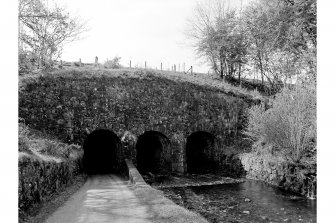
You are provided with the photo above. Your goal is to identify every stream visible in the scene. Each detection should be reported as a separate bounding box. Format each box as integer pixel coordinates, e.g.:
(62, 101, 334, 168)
(161, 179, 316, 223)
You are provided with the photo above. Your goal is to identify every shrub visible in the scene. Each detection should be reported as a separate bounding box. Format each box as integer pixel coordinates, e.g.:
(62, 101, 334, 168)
(73, 62, 81, 67)
(19, 51, 38, 75)
(103, 56, 122, 69)
(19, 120, 31, 153)
(245, 82, 316, 162)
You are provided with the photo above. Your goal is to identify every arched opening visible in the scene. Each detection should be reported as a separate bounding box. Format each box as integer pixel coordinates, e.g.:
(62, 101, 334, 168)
(83, 129, 121, 175)
(136, 131, 171, 174)
(186, 131, 216, 174)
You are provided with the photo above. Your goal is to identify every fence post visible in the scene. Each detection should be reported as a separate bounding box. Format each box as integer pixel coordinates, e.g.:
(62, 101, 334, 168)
(130, 60, 132, 68)
(60, 60, 63, 68)
(179, 64, 180, 72)
(145, 61, 147, 69)
(161, 63, 162, 71)
(183, 63, 185, 73)
(79, 58, 82, 67)
(95, 56, 98, 67)
(191, 66, 193, 75)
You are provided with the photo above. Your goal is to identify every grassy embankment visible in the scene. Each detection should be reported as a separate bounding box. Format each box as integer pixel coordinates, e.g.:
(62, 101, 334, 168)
(19, 120, 84, 222)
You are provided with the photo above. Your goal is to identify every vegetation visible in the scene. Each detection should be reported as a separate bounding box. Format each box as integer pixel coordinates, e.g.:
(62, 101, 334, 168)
(186, 0, 316, 165)
(19, 120, 83, 221)
(103, 56, 122, 69)
(19, 120, 82, 160)
(186, 0, 316, 93)
(18, 0, 86, 74)
(245, 80, 316, 163)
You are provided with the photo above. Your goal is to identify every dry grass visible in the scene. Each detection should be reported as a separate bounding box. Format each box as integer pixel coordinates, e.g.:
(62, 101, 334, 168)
(244, 83, 316, 163)
(19, 121, 82, 161)
(19, 66, 262, 100)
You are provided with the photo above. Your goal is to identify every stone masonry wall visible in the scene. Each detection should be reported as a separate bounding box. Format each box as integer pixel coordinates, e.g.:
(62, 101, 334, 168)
(239, 152, 316, 198)
(19, 153, 83, 218)
(19, 70, 252, 173)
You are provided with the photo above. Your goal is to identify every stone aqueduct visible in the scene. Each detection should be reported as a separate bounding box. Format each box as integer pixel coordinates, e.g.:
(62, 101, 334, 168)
(82, 128, 216, 174)
(19, 72, 258, 174)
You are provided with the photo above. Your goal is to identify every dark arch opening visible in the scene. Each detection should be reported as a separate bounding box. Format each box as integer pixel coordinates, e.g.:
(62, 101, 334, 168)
(186, 131, 216, 174)
(136, 131, 170, 174)
(83, 129, 121, 175)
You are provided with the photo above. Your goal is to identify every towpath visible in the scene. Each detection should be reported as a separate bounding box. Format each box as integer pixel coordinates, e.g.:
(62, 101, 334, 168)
(45, 174, 208, 223)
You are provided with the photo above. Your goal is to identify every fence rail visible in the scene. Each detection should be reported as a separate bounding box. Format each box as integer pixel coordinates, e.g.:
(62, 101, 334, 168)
(56, 57, 195, 75)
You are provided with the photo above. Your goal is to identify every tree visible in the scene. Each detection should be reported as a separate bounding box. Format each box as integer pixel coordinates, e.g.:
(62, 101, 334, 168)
(242, 0, 316, 86)
(186, 0, 248, 80)
(19, 0, 87, 71)
(242, 0, 278, 86)
(186, 0, 316, 89)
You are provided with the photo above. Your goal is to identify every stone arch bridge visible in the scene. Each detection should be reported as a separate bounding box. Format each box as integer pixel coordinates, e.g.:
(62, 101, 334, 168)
(19, 70, 259, 174)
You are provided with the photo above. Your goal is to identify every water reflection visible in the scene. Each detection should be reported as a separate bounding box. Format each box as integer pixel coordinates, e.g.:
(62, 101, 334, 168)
(187, 179, 316, 222)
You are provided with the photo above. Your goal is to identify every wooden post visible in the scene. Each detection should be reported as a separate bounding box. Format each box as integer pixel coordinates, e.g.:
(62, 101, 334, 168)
(183, 63, 185, 73)
(95, 56, 98, 67)
(191, 66, 193, 75)
(161, 63, 162, 71)
(145, 61, 147, 69)
(179, 64, 180, 72)
(130, 60, 132, 68)
(60, 60, 63, 68)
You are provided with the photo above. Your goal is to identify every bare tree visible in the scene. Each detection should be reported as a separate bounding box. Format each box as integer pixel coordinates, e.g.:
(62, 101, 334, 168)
(185, 0, 227, 77)
(19, 0, 87, 70)
(186, 0, 248, 80)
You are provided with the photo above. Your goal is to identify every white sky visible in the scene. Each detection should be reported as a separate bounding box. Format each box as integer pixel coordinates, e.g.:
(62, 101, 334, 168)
(57, 0, 249, 73)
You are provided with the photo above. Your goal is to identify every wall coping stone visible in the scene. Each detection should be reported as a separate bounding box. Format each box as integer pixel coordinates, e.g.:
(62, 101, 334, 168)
(125, 159, 149, 187)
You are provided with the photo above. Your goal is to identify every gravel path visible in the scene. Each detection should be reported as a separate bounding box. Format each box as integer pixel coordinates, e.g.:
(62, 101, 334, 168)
(43, 174, 208, 223)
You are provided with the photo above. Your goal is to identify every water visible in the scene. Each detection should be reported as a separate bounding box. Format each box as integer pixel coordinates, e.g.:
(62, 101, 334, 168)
(162, 180, 316, 223)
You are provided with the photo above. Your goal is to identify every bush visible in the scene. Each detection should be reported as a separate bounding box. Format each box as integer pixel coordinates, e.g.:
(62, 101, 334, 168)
(19, 120, 31, 153)
(103, 56, 122, 69)
(19, 51, 38, 75)
(19, 155, 83, 220)
(73, 62, 82, 67)
(245, 82, 316, 162)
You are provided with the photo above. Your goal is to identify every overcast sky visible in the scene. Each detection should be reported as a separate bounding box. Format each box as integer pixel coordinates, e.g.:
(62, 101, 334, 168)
(58, 0, 249, 73)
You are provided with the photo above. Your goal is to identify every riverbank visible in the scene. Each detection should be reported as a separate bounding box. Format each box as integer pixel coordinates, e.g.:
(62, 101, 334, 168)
(144, 173, 244, 189)
(239, 152, 316, 199)
(159, 180, 316, 223)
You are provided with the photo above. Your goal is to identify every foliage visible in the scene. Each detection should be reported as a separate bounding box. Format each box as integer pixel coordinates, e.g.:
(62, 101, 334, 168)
(73, 61, 82, 67)
(245, 82, 316, 162)
(19, 50, 39, 75)
(240, 151, 316, 198)
(186, 0, 248, 79)
(19, 121, 83, 221)
(103, 56, 122, 69)
(19, 119, 31, 153)
(186, 0, 316, 91)
(19, 155, 82, 221)
(19, 120, 82, 159)
(18, 0, 86, 71)
(242, 0, 316, 85)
